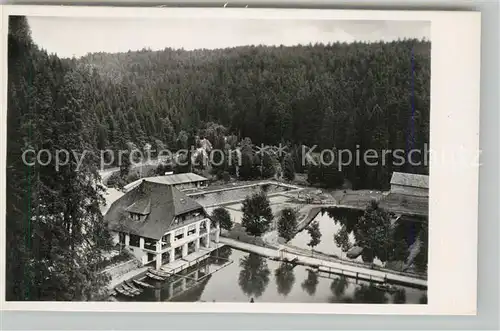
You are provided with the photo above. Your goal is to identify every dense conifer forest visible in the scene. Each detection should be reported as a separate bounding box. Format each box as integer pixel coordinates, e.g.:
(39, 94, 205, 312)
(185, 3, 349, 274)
(77, 34, 430, 189)
(6, 16, 430, 300)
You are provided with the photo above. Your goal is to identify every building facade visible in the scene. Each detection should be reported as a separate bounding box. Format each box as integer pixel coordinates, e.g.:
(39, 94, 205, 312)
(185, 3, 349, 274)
(105, 181, 219, 270)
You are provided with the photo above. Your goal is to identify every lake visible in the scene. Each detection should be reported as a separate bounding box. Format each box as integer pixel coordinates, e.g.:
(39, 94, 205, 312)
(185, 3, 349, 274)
(114, 247, 426, 304)
(289, 208, 384, 266)
(288, 207, 423, 268)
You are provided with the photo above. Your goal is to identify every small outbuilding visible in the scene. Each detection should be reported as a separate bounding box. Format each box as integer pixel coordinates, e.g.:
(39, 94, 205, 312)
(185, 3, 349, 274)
(389, 172, 429, 197)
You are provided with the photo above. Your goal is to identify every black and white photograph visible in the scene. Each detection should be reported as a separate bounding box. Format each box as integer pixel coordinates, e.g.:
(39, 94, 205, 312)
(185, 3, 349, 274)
(2, 6, 480, 314)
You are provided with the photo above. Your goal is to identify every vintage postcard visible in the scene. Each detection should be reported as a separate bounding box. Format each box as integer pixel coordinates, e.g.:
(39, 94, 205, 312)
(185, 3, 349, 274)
(0, 6, 480, 315)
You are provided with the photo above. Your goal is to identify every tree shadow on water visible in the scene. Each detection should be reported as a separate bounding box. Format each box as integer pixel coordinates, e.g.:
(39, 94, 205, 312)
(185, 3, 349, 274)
(238, 253, 270, 299)
(274, 262, 295, 297)
(352, 283, 389, 304)
(330, 276, 348, 298)
(329, 283, 389, 304)
(393, 288, 406, 304)
(301, 270, 319, 296)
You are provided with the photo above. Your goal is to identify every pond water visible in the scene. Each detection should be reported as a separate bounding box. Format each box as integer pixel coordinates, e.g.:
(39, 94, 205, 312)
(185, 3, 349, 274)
(288, 208, 423, 268)
(191, 183, 292, 207)
(289, 209, 383, 266)
(115, 247, 426, 304)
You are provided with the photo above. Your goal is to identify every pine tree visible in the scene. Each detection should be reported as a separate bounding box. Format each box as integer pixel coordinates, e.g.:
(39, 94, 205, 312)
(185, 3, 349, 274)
(354, 200, 393, 263)
(334, 225, 352, 254)
(277, 207, 298, 242)
(306, 221, 322, 254)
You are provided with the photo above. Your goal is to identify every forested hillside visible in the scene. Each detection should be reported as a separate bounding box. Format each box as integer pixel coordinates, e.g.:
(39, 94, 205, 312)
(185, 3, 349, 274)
(7, 16, 112, 301)
(78, 39, 430, 189)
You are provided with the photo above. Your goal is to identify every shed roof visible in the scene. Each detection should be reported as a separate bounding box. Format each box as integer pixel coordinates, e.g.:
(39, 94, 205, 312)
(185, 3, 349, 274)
(148, 173, 207, 185)
(124, 173, 208, 192)
(390, 172, 429, 189)
(105, 180, 204, 240)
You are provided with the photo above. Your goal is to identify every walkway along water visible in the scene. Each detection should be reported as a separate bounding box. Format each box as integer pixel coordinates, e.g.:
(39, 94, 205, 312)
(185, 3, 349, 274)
(219, 237, 427, 289)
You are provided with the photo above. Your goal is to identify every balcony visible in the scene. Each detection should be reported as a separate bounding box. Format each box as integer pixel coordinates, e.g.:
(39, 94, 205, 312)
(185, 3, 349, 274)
(143, 241, 157, 252)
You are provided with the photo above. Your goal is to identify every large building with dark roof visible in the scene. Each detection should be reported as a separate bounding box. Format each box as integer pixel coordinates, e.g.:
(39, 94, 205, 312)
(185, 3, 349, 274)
(105, 180, 219, 270)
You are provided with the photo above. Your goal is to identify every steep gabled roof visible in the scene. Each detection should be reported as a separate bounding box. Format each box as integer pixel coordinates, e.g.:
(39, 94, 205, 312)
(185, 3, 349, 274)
(390, 172, 429, 189)
(105, 180, 204, 240)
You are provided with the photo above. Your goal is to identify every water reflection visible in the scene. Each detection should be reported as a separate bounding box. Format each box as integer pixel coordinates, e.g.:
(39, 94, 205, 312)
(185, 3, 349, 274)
(289, 209, 384, 266)
(352, 284, 388, 304)
(212, 245, 232, 265)
(290, 207, 427, 270)
(393, 288, 407, 304)
(301, 270, 319, 296)
(238, 253, 271, 298)
(330, 276, 348, 298)
(274, 263, 295, 297)
(326, 207, 363, 233)
(113, 247, 426, 304)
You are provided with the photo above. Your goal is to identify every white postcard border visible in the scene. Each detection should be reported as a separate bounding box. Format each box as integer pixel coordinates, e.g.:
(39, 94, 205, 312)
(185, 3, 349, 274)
(0, 5, 481, 315)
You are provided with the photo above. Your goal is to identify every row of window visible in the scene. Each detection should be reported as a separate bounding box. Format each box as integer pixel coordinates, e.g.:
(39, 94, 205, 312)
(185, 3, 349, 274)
(173, 212, 204, 226)
(119, 220, 209, 248)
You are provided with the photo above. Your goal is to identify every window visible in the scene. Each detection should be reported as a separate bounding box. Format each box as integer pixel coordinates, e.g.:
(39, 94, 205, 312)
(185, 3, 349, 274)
(187, 224, 196, 236)
(144, 238, 157, 251)
(129, 213, 141, 221)
(129, 234, 140, 247)
(147, 253, 155, 263)
(174, 229, 184, 241)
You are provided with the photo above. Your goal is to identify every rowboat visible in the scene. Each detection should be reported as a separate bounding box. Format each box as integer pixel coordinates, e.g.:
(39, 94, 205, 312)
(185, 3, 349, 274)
(125, 281, 142, 292)
(133, 279, 155, 289)
(149, 268, 170, 277)
(146, 272, 166, 281)
(122, 282, 141, 295)
(115, 285, 135, 297)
